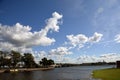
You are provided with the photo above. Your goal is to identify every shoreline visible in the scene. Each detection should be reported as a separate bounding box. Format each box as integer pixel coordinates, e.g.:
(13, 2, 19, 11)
(0, 67, 55, 73)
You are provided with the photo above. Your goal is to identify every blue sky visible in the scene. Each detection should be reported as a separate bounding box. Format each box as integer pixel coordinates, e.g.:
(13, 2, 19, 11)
(0, 0, 120, 63)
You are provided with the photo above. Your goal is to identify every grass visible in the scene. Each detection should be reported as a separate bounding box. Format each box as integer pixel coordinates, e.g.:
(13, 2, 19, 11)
(92, 68, 120, 80)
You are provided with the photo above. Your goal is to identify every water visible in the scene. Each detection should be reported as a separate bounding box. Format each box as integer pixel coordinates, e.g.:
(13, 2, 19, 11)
(0, 65, 114, 80)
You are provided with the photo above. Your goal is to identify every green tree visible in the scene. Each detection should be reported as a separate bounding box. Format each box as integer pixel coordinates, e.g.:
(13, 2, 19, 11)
(11, 50, 21, 68)
(0, 51, 11, 68)
(22, 53, 36, 68)
(40, 57, 48, 67)
(48, 59, 54, 65)
(0, 51, 4, 68)
(2, 58, 11, 68)
(39, 57, 54, 67)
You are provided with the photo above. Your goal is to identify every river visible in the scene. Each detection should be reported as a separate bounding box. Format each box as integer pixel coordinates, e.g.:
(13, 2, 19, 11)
(0, 65, 115, 80)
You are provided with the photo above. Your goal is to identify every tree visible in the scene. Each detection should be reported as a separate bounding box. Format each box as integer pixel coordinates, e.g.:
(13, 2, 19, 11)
(48, 59, 54, 65)
(39, 57, 54, 67)
(11, 50, 21, 68)
(0, 51, 4, 68)
(22, 53, 36, 68)
(40, 57, 48, 67)
(2, 58, 11, 68)
(0, 51, 11, 68)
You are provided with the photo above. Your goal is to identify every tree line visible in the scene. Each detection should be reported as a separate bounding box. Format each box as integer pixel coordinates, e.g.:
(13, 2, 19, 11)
(0, 50, 54, 69)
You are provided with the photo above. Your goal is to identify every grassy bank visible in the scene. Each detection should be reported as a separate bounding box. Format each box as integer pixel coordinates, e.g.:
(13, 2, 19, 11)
(92, 68, 120, 80)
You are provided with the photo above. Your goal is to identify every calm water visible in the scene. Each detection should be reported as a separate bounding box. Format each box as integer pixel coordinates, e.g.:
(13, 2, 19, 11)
(0, 65, 114, 80)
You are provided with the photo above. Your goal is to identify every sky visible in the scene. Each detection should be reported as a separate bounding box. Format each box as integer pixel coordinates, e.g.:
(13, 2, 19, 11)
(0, 0, 120, 63)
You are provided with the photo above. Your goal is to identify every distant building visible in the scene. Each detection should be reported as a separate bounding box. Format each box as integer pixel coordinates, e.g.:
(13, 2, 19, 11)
(116, 61, 120, 68)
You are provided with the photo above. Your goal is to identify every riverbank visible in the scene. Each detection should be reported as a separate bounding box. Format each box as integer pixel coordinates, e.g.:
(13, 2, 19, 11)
(92, 68, 120, 80)
(19, 67, 54, 71)
(0, 66, 114, 80)
(0, 67, 54, 73)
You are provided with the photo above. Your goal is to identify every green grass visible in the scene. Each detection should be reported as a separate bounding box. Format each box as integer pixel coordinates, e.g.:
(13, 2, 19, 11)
(92, 68, 120, 80)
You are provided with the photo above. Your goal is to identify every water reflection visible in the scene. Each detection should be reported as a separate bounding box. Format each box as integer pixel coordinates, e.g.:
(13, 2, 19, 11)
(0, 65, 114, 80)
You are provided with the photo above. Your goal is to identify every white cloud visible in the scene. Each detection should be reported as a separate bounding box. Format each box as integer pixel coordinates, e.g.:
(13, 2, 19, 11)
(77, 55, 99, 63)
(48, 54, 76, 63)
(0, 42, 15, 51)
(0, 12, 62, 52)
(89, 32, 103, 43)
(66, 34, 88, 49)
(45, 12, 63, 32)
(100, 53, 120, 62)
(100, 53, 117, 58)
(66, 32, 103, 49)
(53, 55, 64, 63)
(60, 57, 76, 63)
(114, 34, 120, 43)
(67, 34, 88, 44)
(49, 46, 72, 55)
(31, 50, 73, 63)
(77, 53, 120, 63)
(26, 49, 120, 63)
(33, 51, 47, 63)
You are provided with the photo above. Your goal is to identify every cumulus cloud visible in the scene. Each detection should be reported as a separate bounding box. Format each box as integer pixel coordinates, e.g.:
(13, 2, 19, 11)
(77, 55, 99, 63)
(77, 53, 120, 63)
(66, 32, 103, 49)
(32, 51, 47, 63)
(0, 42, 15, 51)
(66, 34, 88, 49)
(100, 53, 120, 62)
(31, 49, 73, 63)
(89, 32, 103, 43)
(114, 34, 120, 43)
(49, 46, 72, 55)
(0, 12, 62, 52)
(100, 53, 117, 58)
(58, 56, 76, 63)
(67, 34, 88, 44)
(34, 52, 120, 63)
